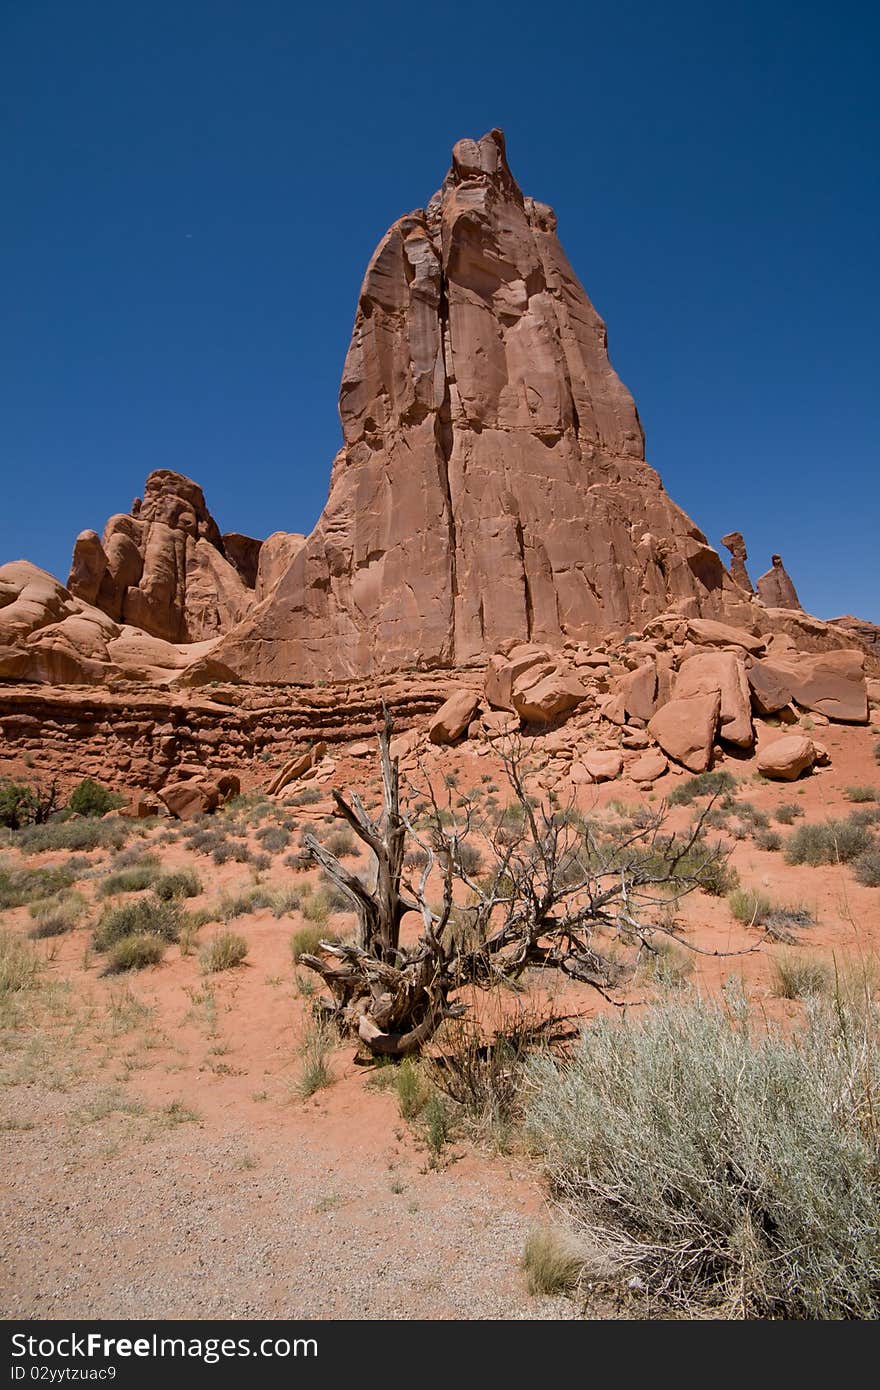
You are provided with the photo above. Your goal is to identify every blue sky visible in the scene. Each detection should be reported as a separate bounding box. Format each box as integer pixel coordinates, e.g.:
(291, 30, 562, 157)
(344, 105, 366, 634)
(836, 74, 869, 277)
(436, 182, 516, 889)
(1, 0, 877, 621)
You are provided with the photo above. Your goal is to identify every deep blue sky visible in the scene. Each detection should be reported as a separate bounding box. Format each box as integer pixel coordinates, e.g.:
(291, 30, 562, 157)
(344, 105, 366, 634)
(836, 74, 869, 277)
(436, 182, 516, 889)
(2, 0, 877, 621)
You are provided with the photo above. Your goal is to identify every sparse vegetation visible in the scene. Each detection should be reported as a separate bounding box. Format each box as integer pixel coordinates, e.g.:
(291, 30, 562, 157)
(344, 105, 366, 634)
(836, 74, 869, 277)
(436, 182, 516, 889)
(290, 924, 339, 963)
(527, 990, 880, 1318)
(28, 890, 87, 938)
(785, 817, 874, 866)
(0, 929, 42, 997)
(728, 887, 773, 926)
(0, 862, 76, 909)
(774, 802, 804, 825)
(15, 817, 129, 854)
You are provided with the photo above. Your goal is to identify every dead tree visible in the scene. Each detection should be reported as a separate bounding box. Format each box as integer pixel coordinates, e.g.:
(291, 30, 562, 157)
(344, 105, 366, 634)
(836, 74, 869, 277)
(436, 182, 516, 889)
(300, 709, 753, 1058)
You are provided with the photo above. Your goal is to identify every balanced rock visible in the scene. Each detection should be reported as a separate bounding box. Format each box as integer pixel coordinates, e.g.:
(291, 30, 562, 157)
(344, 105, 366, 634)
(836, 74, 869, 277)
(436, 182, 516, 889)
(648, 691, 721, 772)
(720, 531, 753, 593)
(756, 734, 815, 781)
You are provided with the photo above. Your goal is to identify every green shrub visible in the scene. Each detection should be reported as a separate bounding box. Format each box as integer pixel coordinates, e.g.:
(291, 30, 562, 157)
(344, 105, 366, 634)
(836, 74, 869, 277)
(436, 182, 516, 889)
(667, 771, 737, 807)
(93, 897, 184, 952)
(199, 931, 248, 973)
(774, 802, 803, 825)
(785, 818, 873, 866)
(295, 1018, 334, 1097)
(637, 938, 694, 988)
(853, 850, 880, 888)
(98, 864, 160, 897)
(68, 778, 124, 818)
(395, 1057, 431, 1120)
(844, 786, 878, 804)
(256, 824, 290, 853)
(0, 781, 38, 830)
(153, 869, 202, 900)
(527, 992, 880, 1318)
(103, 933, 165, 973)
(754, 828, 783, 852)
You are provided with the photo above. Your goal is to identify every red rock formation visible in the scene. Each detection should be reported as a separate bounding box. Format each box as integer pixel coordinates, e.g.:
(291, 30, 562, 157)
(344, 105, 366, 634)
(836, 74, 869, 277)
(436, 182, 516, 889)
(756, 554, 802, 610)
(67, 470, 263, 643)
(720, 531, 754, 593)
(217, 129, 751, 683)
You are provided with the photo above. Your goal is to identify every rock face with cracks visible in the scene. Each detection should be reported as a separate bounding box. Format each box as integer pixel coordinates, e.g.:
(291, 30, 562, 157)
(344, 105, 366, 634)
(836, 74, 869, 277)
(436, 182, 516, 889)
(216, 128, 753, 683)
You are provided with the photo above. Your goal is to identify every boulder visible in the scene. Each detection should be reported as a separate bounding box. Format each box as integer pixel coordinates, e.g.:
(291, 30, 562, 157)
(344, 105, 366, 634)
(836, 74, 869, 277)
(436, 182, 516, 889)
(673, 650, 753, 747)
(581, 750, 623, 782)
(512, 672, 586, 723)
(159, 778, 221, 820)
(619, 661, 657, 722)
(485, 646, 551, 711)
(628, 750, 668, 782)
(773, 650, 868, 723)
(747, 659, 793, 716)
(686, 619, 765, 654)
(647, 692, 721, 772)
(756, 735, 815, 782)
(429, 689, 480, 744)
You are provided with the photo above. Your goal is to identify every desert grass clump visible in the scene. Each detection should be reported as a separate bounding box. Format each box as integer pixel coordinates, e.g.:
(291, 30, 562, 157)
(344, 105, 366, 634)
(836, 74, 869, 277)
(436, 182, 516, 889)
(28, 890, 87, 938)
(853, 850, 880, 888)
(93, 897, 185, 953)
(103, 933, 165, 974)
(295, 1018, 334, 1098)
(844, 785, 878, 804)
(754, 828, 783, 853)
(153, 868, 202, 900)
(728, 887, 774, 926)
(256, 824, 290, 853)
(0, 929, 42, 997)
(395, 1056, 432, 1119)
(290, 923, 339, 963)
(521, 1228, 584, 1297)
(772, 951, 831, 1000)
(785, 817, 874, 867)
(774, 802, 804, 825)
(199, 931, 248, 974)
(526, 990, 880, 1318)
(99, 863, 160, 897)
(324, 828, 358, 859)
